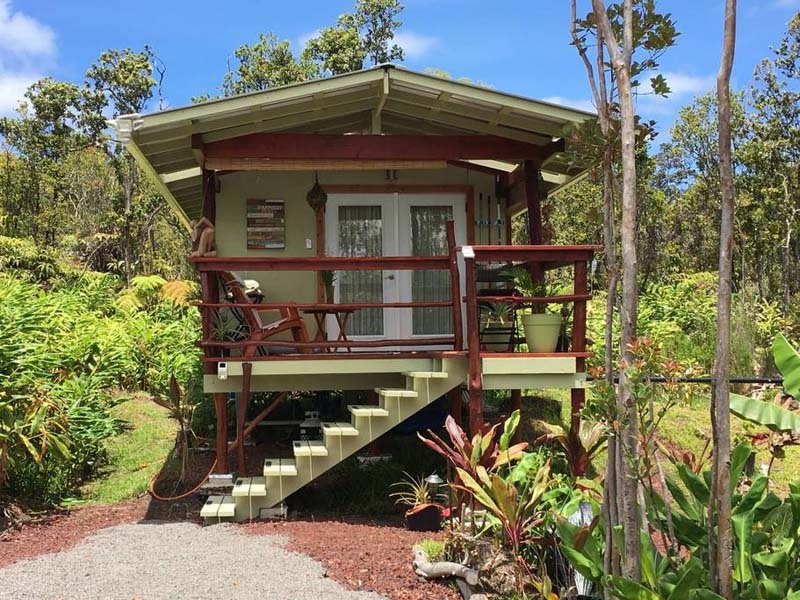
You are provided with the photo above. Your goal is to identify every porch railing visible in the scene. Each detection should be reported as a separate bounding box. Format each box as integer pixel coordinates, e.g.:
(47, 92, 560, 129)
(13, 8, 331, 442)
(188, 225, 600, 369)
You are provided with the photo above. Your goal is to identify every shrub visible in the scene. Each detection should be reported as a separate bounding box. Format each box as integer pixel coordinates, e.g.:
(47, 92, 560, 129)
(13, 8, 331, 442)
(0, 270, 201, 503)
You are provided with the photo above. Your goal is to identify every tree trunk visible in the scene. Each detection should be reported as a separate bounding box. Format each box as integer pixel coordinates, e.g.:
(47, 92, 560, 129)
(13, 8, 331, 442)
(711, 1, 737, 597)
(123, 154, 135, 285)
(593, 0, 641, 580)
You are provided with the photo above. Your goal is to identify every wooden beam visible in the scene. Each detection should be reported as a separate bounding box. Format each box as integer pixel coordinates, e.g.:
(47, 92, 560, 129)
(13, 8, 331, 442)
(202, 133, 560, 162)
(204, 158, 447, 171)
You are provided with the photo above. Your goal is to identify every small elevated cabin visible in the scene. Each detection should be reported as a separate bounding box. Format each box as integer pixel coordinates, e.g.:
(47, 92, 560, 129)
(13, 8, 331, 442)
(113, 65, 599, 521)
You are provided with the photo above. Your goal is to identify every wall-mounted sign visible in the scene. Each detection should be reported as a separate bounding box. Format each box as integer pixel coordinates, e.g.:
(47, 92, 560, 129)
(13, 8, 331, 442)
(247, 198, 285, 249)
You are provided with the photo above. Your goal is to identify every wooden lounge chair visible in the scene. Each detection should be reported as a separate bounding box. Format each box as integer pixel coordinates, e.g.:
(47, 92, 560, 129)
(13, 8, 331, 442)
(219, 271, 311, 358)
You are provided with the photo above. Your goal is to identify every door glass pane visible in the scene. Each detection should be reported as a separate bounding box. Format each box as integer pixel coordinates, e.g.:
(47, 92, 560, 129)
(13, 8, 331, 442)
(338, 205, 383, 336)
(411, 206, 453, 335)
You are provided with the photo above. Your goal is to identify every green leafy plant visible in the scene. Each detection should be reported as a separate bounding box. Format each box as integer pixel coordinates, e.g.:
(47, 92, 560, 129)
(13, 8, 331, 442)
(389, 471, 447, 511)
(417, 410, 528, 484)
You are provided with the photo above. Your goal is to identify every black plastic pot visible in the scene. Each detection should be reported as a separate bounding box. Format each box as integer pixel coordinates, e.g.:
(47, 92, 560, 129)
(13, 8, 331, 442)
(405, 504, 442, 531)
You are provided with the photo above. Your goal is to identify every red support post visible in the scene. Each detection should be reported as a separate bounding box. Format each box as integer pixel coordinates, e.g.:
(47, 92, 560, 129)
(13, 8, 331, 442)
(236, 362, 253, 475)
(464, 254, 483, 434)
(571, 260, 588, 432)
(446, 221, 463, 350)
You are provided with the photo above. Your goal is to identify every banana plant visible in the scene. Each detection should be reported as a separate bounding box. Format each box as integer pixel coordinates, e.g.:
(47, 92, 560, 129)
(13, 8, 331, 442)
(730, 333, 800, 475)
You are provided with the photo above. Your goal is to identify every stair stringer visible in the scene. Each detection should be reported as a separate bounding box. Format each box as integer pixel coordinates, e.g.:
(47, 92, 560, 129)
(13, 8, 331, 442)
(231, 359, 468, 521)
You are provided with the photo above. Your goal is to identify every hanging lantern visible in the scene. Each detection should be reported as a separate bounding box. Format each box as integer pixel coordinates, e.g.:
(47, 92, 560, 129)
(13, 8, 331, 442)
(305, 172, 327, 213)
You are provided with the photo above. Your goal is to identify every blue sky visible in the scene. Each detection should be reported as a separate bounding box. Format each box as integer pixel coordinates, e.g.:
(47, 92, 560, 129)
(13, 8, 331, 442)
(1, 0, 798, 135)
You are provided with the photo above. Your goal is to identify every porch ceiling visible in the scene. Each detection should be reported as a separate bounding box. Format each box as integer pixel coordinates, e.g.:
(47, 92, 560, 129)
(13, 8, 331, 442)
(112, 64, 597, 228)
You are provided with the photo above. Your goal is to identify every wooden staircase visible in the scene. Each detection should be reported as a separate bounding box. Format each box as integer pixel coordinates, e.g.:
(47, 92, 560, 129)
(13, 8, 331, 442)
(201, 360, 466, 523)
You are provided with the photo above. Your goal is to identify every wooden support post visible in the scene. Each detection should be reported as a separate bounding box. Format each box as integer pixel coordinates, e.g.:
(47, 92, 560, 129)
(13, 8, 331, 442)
(571, 260, 588, 433)
(523, 160, 543, 246)
(446, 221, 463, 350)
(213, 393, 228, 473)
(201, 168, 216, 225)
(523, 160, 545, 286)
(315, 206, 325, 302)
(237, 362, 253, 475)
(464, 255, 483, 434)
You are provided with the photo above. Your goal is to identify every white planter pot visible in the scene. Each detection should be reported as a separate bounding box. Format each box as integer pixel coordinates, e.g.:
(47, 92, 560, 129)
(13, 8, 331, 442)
(521, 313, 562, 353)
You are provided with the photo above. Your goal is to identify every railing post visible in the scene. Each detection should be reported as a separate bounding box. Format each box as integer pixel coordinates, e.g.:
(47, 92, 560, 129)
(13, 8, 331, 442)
(571, 259, 588, 432)
(463, 251, 483, 434)
(446, 221, 463, 351)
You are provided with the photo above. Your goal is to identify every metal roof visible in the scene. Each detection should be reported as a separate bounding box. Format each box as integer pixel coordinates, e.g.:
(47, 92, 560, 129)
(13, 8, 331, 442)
(112, 64, 597, 229)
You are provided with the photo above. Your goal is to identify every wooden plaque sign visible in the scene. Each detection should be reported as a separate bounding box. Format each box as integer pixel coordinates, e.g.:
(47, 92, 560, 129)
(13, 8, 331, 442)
(247, 198, 285, 249)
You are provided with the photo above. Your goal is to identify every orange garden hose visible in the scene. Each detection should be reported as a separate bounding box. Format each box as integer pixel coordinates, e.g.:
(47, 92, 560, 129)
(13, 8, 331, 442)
(148, 459, 218, 502)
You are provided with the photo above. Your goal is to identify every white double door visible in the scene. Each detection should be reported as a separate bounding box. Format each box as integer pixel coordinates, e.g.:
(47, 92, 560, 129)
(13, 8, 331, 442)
(325, 192, 467, 342)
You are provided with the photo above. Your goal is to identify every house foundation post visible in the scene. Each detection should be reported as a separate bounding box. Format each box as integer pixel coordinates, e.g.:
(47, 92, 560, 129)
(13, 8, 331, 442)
(213, 393, 229, 473)
(236, 362, 253, 475)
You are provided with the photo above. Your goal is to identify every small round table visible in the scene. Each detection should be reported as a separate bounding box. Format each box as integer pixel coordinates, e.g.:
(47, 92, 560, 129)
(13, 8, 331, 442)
(302, 307, 357, 352)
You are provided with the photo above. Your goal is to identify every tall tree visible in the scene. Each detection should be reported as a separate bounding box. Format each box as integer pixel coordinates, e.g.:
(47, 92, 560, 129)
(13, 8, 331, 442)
(85, 47, 158, 284)
(302, 14, 366, 76)
(592, 0, 641, 579)
(355, 0, 404, 65)
(221, 33, 313, 96)
(570, 0, 677, 583)
(710, 0, 737, 597)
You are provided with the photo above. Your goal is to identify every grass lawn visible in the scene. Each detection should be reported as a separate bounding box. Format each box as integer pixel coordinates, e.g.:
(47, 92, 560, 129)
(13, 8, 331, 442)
(80, 395, 177, 505)
(524, 387, 800, 496)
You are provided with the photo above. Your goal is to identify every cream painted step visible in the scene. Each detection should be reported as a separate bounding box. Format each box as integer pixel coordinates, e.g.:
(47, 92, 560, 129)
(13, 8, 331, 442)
(375, 387, 419, 398)
(403, 371, 448, 379)
(200, 495, 235, 522)
(376, 388, 423, 421)
(321, 422, 360, 436)
(293, 440, 328, 457)
(263, 457, 298, 477)
(347, 405, 390, 417)
(232, 476, 267, 497)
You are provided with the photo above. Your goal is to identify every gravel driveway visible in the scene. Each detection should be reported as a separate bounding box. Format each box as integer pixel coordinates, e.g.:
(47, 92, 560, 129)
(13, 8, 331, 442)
(0, 522, 386, 600)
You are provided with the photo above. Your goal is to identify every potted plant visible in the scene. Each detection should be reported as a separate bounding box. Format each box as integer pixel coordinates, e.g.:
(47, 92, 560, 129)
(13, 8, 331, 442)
(479, 301, 514, 351)
(390, 471, 447, 531)
(505, 266, 563, 353)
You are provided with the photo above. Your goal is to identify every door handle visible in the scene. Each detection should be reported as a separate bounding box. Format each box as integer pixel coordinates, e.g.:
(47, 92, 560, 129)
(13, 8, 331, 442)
(385, 274, 395, 280)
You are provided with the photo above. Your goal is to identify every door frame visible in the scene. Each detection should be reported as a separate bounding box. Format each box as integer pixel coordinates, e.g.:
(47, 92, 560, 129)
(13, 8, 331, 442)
(322, 184, 474, 346)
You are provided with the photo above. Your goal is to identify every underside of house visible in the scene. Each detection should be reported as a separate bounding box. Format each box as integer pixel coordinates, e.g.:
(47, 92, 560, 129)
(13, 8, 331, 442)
(113, 64, 599, 522)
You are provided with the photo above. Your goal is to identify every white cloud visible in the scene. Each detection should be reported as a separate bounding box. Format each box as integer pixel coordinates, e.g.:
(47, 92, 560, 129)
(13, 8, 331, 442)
(296, 29, 321, 51)
(0, 0, 55, 63)
(0, 2, 55, 116)
(0, 71, 39, 115)
(637, 71, 716, 117)
(542, 95, 596, 112)
(394, 30, 438, 59)
(660, 72, 716, 96)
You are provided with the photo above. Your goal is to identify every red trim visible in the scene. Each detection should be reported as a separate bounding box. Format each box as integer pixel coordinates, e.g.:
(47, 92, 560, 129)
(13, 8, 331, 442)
(202, 133, 560, 162)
